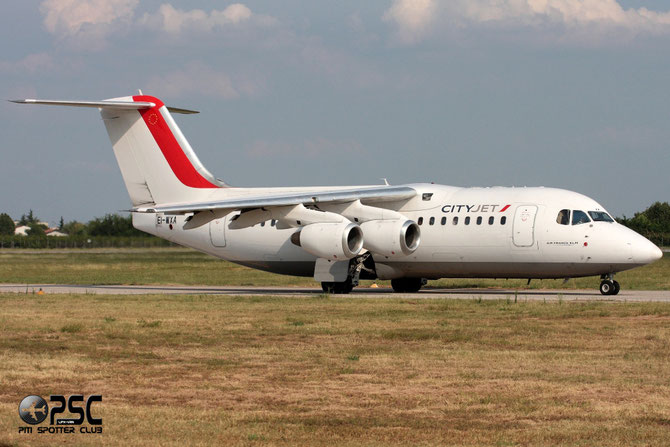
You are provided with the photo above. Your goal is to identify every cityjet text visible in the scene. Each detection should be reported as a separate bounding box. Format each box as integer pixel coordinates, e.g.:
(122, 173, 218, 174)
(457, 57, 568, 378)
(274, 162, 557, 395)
(441, 204, 510, 213)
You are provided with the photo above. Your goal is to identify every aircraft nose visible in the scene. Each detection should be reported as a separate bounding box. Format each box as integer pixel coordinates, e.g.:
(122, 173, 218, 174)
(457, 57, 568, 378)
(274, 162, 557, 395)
(631, 237, 663, 264)
(652, 244, 663, 261)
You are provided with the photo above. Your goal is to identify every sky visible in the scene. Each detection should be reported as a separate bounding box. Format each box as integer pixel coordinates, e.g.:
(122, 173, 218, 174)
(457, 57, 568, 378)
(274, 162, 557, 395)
(1, 0, 669, 226)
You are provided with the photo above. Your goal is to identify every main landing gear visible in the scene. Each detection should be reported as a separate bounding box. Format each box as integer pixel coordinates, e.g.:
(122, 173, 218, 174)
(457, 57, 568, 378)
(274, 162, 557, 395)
(320, 254, 374, 294)
(319, 257, 427, 295)
(391, 278, 425, 293)
(599, 274, 620, 296)
(321, 279, 354, 294)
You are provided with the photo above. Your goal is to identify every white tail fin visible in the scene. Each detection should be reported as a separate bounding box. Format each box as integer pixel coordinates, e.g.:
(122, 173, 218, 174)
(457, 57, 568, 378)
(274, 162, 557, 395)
(13, 95, 226, 206)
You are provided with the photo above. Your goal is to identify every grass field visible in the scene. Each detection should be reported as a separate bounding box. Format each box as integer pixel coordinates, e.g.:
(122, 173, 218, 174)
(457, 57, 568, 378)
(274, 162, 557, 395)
(1, 294, 669, 446)
(0, 248, 668, 290)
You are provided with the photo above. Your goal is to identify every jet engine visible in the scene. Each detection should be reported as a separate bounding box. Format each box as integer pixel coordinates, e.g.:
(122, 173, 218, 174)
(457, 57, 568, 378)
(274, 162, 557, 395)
(291, 222, 364, 260)
(359, 219, 420, 257)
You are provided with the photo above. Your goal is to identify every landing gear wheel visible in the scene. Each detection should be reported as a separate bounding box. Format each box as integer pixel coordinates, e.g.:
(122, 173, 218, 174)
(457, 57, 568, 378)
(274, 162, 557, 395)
(599, 280, 615, 296)
(321, 280, 353, 294)
(612, 280, 620, 295)
(391, 278, 423, 293)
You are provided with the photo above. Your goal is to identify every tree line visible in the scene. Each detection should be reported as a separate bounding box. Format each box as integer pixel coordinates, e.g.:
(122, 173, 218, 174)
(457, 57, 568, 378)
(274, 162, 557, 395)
(0, 203, 668, 248)
(0, 212, 171, 248)
(616, 201, 670, 247)
(0, 211, 152, 237)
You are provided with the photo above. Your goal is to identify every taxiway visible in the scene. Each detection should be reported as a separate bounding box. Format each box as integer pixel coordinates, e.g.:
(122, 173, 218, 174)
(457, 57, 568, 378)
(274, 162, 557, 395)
(1, 284, 669, 301)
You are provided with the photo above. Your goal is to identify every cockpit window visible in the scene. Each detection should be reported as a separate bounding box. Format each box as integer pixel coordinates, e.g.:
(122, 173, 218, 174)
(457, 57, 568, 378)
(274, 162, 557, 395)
(588, 211, 614, 222)
(572, 210, 591, 225)
(556, 209, 570, 225)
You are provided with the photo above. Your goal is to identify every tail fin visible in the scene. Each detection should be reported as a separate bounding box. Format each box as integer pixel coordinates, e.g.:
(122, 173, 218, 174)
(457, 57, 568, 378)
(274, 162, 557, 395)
(12, 95, 226, 206)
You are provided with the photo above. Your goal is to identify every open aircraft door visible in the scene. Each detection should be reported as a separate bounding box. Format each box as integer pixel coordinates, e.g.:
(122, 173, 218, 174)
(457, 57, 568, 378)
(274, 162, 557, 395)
(209, 218, 227, 247)
(512, 205, 537, 247)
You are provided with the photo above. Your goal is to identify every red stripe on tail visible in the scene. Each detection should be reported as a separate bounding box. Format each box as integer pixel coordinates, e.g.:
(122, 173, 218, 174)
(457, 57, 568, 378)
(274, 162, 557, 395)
(133, 95, 218, 189)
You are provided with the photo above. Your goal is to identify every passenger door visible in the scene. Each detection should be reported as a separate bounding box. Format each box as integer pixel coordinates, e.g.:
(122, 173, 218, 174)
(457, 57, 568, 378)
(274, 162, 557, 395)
(513, 205, 537, 247)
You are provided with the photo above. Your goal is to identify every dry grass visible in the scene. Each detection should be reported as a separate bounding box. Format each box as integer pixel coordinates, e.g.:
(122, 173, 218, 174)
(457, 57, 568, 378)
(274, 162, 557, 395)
(0, 248, 315, 287)
(1, 293, 669, 446)
(0, 248, 668, 290)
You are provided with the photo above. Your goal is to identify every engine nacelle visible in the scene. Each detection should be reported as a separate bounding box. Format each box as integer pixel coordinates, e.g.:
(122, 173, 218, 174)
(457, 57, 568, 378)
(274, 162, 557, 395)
(359, 219, 420, 257)
(291, 222, 364, 260)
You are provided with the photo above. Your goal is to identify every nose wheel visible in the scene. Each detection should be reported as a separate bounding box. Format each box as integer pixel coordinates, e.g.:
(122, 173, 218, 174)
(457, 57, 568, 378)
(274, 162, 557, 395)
(599, 279, 620, 296)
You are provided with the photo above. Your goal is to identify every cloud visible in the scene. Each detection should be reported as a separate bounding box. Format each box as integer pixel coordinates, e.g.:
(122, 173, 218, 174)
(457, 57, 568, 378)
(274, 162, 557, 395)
(384, 0, 670, 44)
(0, 53, 55, 75)
(147, 63, 264, 99)
(39, 1, 276, 50)
(141, 3, 276, 34)
(461, 0, 670, 29)
(383, 0, 437, 44)
(218, 4, 253, 24)
(40, 0, 138, 49)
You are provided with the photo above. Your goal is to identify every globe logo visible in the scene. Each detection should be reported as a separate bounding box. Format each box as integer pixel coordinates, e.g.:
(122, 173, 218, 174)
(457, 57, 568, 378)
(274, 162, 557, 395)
(19, 395, 49, 425)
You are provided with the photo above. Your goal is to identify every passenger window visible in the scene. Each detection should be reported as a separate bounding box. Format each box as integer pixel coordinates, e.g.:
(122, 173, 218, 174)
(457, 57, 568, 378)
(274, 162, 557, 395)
(476, 216, 482, 225)
(572, 210, 591, 225)
(260, 221, 265, 227)
(453, 217, 458, 225)
(588, 211, 614, 222)
(556, 209, 570, 225)
(465, 216, 470, 225)
(488, 216, 494, 225)
(418, 217, 423, 225)
(501, 216, 506, 225)
(429, 217, 435, 226)
(441, 217, 446, 225)
(271, 219, 276, 227)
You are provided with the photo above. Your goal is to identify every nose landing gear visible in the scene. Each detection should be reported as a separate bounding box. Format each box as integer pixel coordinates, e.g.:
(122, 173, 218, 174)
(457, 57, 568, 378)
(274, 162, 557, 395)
(599, 274, 620, 296)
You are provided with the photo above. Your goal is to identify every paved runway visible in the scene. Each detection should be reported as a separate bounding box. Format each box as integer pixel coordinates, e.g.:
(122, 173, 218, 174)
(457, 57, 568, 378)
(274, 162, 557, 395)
(1, 283, 669, 301)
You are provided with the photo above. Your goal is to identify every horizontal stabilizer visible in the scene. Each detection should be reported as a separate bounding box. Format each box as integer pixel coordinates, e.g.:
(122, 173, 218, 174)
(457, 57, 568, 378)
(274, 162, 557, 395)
(166, 106, 199, 115)
(10, 99, 155, 110)
(10, 99, 199, 114)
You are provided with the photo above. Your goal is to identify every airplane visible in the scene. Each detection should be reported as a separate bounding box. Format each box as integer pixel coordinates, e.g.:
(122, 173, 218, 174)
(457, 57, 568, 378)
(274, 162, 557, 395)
(12, 94, 663, 295)
(21, 400, 47, 421)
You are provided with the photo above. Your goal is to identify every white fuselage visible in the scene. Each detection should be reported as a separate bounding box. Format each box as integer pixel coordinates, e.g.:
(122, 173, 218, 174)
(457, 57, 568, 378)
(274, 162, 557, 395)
(134, 183, 661, 281)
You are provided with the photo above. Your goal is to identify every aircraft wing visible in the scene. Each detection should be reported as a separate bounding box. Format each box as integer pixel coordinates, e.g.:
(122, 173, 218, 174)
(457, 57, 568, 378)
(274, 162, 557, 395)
(135, 185, 417, 214)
